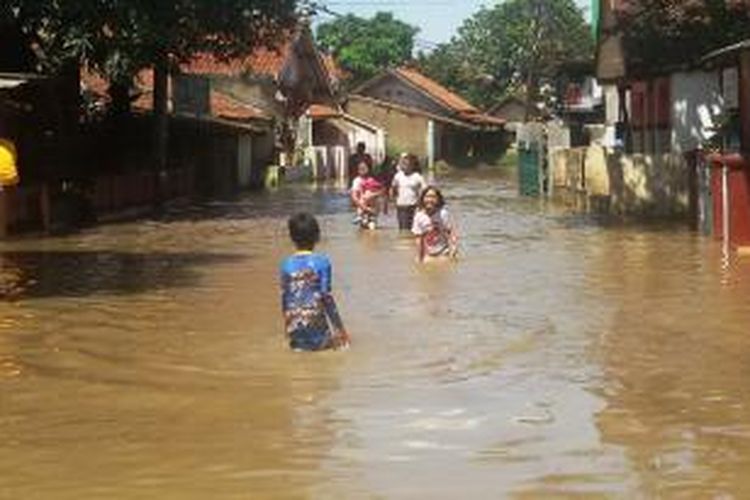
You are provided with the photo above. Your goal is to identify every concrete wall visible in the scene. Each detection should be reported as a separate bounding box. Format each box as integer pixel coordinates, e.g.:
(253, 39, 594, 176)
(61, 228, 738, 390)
(552, 145, 692, 216)
(346, 98, 430, 159)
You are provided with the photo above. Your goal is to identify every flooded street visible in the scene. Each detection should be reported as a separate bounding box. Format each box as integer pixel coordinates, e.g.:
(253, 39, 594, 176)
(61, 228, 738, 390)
(1, 169, 750, 499)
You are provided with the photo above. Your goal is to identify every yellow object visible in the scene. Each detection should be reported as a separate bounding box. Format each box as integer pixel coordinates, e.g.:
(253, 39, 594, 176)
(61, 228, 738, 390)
(0, 138, 19, 187)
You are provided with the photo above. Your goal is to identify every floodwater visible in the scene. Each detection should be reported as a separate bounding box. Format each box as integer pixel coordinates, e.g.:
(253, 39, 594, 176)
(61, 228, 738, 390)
(1, 169, 749, 499)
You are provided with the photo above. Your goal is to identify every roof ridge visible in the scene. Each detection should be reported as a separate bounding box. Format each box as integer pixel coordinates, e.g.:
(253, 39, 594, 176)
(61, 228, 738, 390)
(394, 67, 478, 114)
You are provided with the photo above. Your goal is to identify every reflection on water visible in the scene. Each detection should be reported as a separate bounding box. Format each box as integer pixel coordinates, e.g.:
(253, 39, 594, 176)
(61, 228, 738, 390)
(1, 170, 749, 498)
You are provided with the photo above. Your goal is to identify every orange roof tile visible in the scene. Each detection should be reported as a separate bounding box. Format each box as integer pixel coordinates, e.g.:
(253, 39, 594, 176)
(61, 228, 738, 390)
(247, 44, 291, 78)
(180, 43, 292, 79)
(130, 69, 270, 122)
(210, 92, 270, 121)
(307, 103, 340, 119)
(180, 52, 251, 77)
(460, 112, 506, 127)
(395, 67, 478, 115)
(181, 44, 344, 85)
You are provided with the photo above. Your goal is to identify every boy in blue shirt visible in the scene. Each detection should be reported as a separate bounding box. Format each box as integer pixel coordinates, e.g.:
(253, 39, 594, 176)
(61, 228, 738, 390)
(280, 213, 350, 351)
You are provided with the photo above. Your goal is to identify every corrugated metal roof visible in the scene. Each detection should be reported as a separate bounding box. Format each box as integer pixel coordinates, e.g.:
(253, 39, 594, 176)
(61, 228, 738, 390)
(0, 73, 41, 89)
(702, 39, 750, 64)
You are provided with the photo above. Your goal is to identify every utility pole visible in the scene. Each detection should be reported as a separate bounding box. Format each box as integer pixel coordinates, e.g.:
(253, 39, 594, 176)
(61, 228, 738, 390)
(525, 0, 546, 121)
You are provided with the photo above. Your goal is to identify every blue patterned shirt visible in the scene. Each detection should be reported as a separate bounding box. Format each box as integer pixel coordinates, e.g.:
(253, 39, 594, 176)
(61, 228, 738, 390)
(280, 252, 342, 350)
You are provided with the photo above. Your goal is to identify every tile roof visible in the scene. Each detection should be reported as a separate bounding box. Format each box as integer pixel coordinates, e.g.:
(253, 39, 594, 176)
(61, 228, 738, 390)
(181, 44, 292, 79)
(460, 112, 506, 127)
(307, 103, 341, 119)
(180, 52, 254, 77)
(209, 92, 271, 121)
(82, 68, 270, 123)
(132, 78, 270, 122)
(181, 43, 346, 84)
(394, 67, 478, 114)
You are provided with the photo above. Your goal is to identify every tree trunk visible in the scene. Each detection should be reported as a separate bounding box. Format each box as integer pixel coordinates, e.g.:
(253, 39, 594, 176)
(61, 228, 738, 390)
(153, 51, 169, 207)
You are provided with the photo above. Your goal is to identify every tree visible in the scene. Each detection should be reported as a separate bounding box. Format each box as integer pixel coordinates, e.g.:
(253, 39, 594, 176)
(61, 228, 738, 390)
(316, 12, 418, 85)
(6, 1, 297, 200)
(418, 0, 592, 110)
(614, 0, 750, 72)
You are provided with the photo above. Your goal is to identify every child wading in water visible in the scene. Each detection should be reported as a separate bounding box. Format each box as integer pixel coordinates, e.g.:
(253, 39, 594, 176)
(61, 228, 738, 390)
(390, 153, 426, 231)
(351, 161, 386, 230)
(280, 213, 350, 351)
(412, 186, 459, 262)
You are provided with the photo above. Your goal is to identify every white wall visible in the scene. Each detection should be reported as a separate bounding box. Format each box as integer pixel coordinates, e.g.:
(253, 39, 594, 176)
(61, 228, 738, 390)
(670, 71, 723, 154)
(601, 84, 620, 148)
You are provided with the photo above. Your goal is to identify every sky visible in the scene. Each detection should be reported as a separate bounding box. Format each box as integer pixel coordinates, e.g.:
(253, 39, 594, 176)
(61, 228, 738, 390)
(312, 0, 592, 49)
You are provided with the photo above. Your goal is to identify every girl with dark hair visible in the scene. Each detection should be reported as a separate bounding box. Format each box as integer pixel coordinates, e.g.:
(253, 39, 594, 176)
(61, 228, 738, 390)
(390, 153, 426, 231)
(412, 186, 459, 262)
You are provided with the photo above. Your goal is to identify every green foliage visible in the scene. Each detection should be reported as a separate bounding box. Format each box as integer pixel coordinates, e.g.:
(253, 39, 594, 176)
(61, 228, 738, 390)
(418, 0, 592, 109)
(617, 0, 750, 72)
(5, 1, 298, 81)
(316, 12, 418, 84)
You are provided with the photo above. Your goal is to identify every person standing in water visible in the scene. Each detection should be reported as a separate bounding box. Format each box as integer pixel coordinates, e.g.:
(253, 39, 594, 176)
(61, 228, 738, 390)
(390, 154, 426, 231)
(412, 186, 459, 262)
(280, 213, 350, 351)
(347, 142, 372, 186)
(351, 161, 386, 230)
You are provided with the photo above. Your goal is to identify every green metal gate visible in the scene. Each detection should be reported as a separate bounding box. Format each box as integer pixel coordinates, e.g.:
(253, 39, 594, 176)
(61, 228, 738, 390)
(518, 146, 541, 197)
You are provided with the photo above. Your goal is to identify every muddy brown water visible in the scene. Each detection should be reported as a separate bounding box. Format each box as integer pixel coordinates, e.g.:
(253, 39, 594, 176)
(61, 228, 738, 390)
(1, 169, 749, 499)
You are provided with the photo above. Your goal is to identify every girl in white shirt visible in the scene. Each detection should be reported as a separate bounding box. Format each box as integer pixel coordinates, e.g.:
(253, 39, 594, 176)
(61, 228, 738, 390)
(390, 154, 426, 231)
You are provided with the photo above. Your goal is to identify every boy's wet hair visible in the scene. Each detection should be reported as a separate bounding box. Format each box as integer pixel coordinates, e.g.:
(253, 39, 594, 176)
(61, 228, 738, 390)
(288, 212, 320, 249)
(419, 186, 445, 209)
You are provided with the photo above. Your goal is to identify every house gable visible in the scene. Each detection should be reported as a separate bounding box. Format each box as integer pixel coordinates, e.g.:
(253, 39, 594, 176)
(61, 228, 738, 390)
(179, 27, 337, 118)
(489, 97, 530, 123)
(355, 72, 450, 118)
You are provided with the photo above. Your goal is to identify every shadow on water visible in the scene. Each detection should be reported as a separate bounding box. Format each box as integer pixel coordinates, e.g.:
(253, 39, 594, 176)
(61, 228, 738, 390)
(0, 250, 246, 300)
(550, 209, 696, 235)
(154, 185, 351, 225)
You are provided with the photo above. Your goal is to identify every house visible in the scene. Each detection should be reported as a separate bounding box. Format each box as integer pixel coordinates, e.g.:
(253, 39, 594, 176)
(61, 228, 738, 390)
(595, 0, 723, 156)
(127, 68, 276, 196)
(346, 67, 505, 168)
(179, 24, 342, 172)
(547, 0, 729, 217)
(700, 40, 750, 249)
(80, 23, 343, 194)
(487, 96, 543, 140)
(305, 103, 385, 182)
(554, 61, 605, 147)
